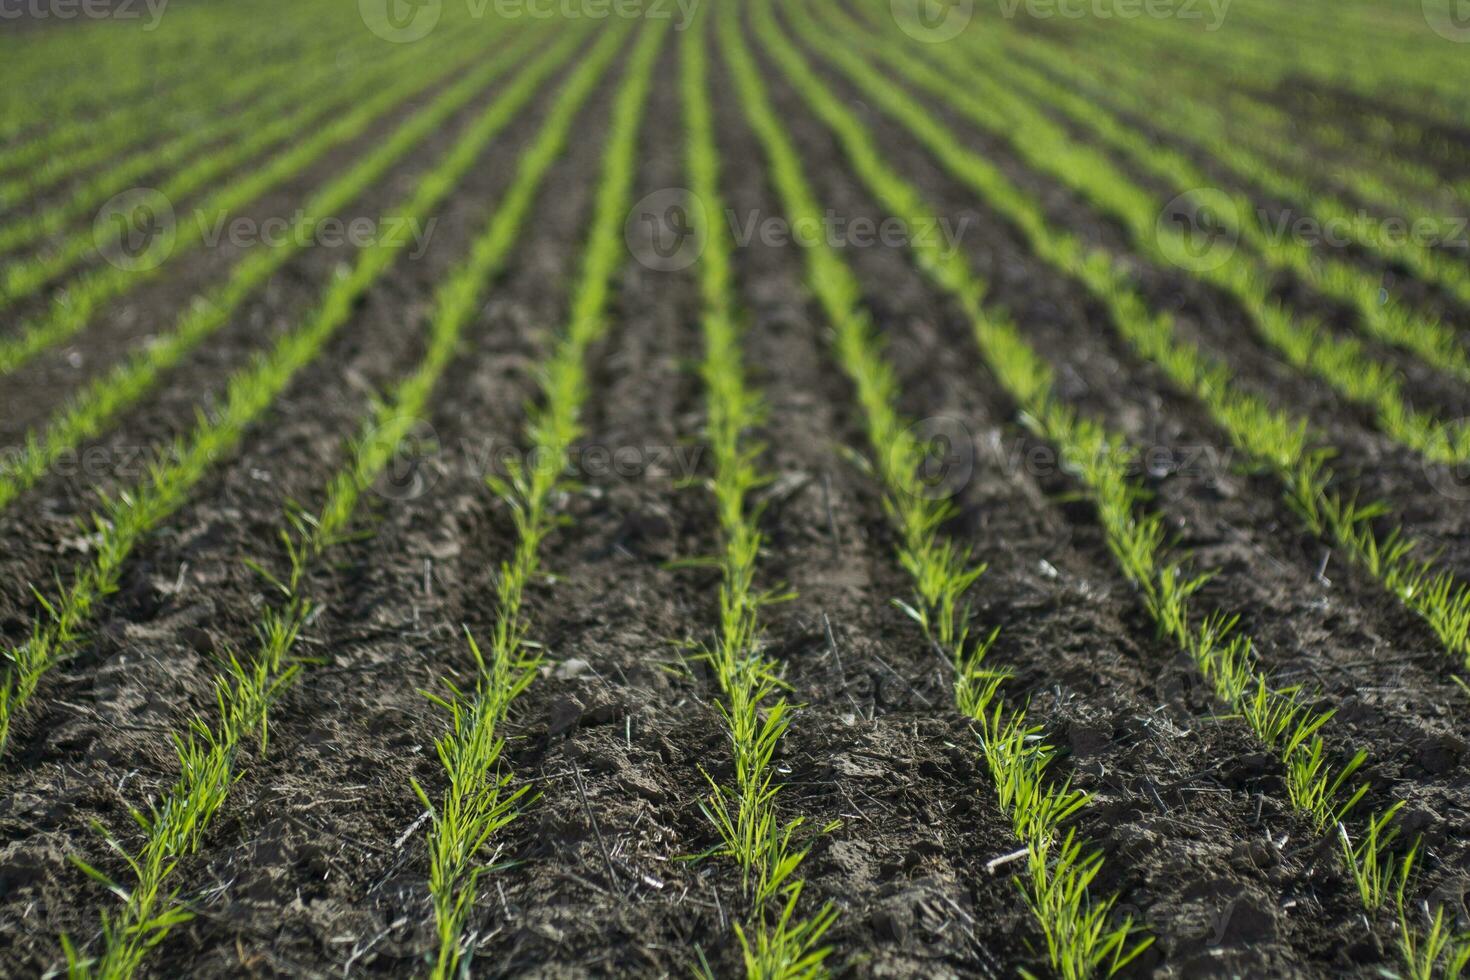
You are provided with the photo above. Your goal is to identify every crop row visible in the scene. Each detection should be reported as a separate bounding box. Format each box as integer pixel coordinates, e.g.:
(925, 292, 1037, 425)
(683, 11, 837, 976)
(7, 4, 1468, 978)
(855, 1, 1470, 678)
(1000, 26, 1470, 387)
(952, 14, 1470, 437)
(807, 0, 1386, 912)
(0, 27, 549, 520)
(0, 23, 570, 758)
(0, 16, 380, 253)
(0, 0, 342, 146)
(728, 4, 1159, 976)
(1046, 4, 1470, 183)
(0, 11, 371, 215)
(0, 29, 483, 374)
(771, 1, 1470, 974)
(0, 22, 497, 320)
(1067, 31, 1470, 226)
(55, 23, 596, 980)
(1062, 0, 1470, 128)
(409, 22, 639, 978)
(955, 26, 1470, 401)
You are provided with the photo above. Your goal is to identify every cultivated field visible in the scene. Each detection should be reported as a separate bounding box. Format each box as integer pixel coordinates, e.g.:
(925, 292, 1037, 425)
(1, 0, 1469, 976)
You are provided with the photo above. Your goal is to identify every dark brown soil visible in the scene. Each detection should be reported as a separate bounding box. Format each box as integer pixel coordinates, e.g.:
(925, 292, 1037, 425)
(0, 30, 497, 443)
(1270, 78, 1470, 178)
(995, 37, 1470, 336)
(758, 4, 1470, 975)
(1, 9, 1468, 980)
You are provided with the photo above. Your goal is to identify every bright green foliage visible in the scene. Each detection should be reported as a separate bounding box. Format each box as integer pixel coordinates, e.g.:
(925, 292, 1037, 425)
(0, 12, 373, 224)
(0, 19, 414, 260)
(812, 0, 1470, 676)
(412, 633, 537, 980)
(1397, 909, 1470, 980)
(683, 12, 836, 977)
(1069, 49, 1470, 222)
(973, 706, 1139, 979)
(984, 22, 1470, 396)
(1034, 13, 1470, 312)
(789, 0, 1369, 837)
(0, 29, 545, 516)
(18, 2, 1469, 978)
(1395, 844, 1470, 980)
(728, 3, 1149, 977)
(64, 596, 306, 980)
(1339, 803, 1414, 913)
(0, 25, 575, 762)
(833, 2, 1470, 465)
(1, 37, 445, 307)
(414, 22, 657, 980)
(63, 24, 602, 980)
(1046, 0, 1470, 125)
(777, 0, 1448, 967)
(1041, 28, 1470, 279)
(0, 27, 505, 377)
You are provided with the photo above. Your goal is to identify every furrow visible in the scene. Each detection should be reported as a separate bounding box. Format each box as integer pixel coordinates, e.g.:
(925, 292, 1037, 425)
(0, 28, 546, 516)
(0, 0, 331, 146)
(0, 25, 501, 375)
(808, 1, 1470, 677)
(683, 10, 838, 975)
(995, 25, 1470, 377)
(0, 24, 574, 759)
(723, 5, 1153, 978)
(759, 1, 1455, 972)
(0, 11, 371, 218)
(902, 13, 1470, 407)
(58, 26, 600, 979)
(409, 21, 657, 980)
(0, 16, 388, 259)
